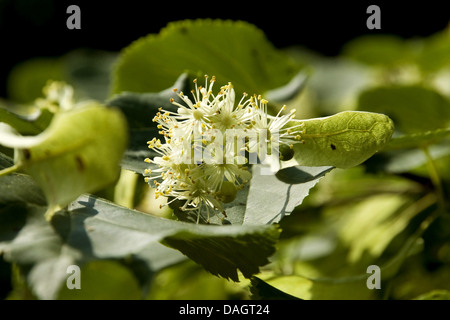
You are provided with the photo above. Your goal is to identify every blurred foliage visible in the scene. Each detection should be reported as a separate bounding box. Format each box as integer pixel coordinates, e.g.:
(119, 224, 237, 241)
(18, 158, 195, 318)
(1, 19, 450, 300)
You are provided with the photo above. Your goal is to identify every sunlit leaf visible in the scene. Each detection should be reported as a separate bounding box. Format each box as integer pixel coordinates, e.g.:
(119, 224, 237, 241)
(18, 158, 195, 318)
(0, 104, 129, 218)
(414, 289, 450, 300)
(290, 111, 394, 169)
(244, 165, 333, 225)
(256, 272, 378, 300)
(250, 277, 301, 300)
(112, 19, 301, 97)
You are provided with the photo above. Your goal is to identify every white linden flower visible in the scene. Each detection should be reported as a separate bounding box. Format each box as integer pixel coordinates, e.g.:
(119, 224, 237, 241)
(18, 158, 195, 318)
(145, 75, 304, 223)
(209, 83, 253, 132)
(249, 95, 303, 146)
(36, 81, 76, 112)
(165, 75, 219, 139)
(168, 175, 224, 223)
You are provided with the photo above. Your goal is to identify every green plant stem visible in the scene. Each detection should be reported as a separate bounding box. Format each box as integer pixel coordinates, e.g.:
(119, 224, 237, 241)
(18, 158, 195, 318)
(422, 146, 446, 212)
(0, 163, 21, 177)
(379, 193, 440, 299)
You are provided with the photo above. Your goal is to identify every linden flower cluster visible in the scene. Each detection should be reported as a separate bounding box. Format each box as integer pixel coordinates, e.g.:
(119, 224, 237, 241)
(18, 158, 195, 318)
(36, 81, 76, 112)
(144, 75, 304, 223)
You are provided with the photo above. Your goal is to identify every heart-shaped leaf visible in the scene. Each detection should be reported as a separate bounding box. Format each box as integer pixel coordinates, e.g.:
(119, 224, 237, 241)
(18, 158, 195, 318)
(112, 19, 301, 97)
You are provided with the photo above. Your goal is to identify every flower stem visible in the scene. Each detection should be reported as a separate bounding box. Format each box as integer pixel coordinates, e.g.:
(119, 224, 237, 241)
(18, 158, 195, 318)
(422, 146, 446, 213)
(0, 163, 21, 178)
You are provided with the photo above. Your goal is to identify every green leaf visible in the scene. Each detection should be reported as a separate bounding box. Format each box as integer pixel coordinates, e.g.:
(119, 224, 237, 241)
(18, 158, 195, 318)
(170, 183, 249, 225)
(68, 194, 280, 282)
(0, 104, 129, 218)
(366, 141, 450, 174)
(338, 193, 428, 263)
(414, 289, 450, 300)
(6, 50, 117, 104)
(112, 19, 301, 96)
(1, 160, 280, 298)
(170, 165, 333, 226)
(342, 35, 409, 66)
(7, 58, 64, 103)
(265, 71, 308, 103)
(384, 127, 450, 150)
(0, 162, 182, 300)
(256, 273, 377, 300)
(0, 101, 53, 136)
(357, 85, 450, 134)
(303, 57, 372, 115)
(107, 73, 190, 174)
(0, 202, 184, 300)
(244, 165, 333, 225)
(161, 227, 280, 281)
(290, 111, 394, 168)
(63, 49, 118, 101)
(250, 277, 301, 300)
(414, 30, 450, 73)
(107, 73, 189, 128)
(57, 260, 143, 300)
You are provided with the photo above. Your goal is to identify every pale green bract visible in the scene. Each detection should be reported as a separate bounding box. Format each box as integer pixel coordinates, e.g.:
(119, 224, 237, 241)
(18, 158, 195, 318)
(0, 100, 128, 220)
(284, 111, 395, 169)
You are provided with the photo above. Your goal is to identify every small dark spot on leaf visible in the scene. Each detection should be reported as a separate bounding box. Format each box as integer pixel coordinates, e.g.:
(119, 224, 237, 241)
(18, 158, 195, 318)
(22, 149, 31, 160)
(75, 156, 85, 172)
(179, 26, 188, 34)
(330, 144, 336, 150)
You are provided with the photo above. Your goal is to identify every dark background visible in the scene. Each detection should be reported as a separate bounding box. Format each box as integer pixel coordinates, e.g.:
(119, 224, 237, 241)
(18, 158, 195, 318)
(0, 0, 449, 99)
